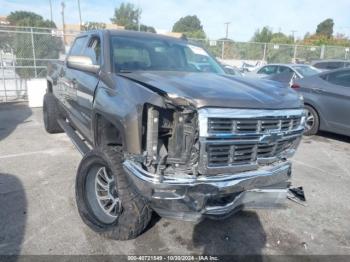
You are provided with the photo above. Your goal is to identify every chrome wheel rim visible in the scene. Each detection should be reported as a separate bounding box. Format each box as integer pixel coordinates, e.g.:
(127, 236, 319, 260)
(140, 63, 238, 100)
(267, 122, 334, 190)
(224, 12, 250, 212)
(94, 167, 121, 219)
(85, 165, 122, 224)
(305, 109, 315, 132)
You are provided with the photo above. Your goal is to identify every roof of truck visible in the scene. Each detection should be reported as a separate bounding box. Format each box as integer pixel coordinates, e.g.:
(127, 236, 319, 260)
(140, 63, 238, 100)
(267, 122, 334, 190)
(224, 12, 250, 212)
(80, 29, 188, 43)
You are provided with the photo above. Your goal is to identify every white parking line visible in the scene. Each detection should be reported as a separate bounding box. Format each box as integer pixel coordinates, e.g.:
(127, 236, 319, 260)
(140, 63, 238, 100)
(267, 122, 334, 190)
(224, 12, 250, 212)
(0, 148, 67, 160)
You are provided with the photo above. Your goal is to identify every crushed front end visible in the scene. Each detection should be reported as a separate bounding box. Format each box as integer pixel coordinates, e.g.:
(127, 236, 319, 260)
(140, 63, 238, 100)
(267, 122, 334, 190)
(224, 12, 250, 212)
(123, 105, 306, 222)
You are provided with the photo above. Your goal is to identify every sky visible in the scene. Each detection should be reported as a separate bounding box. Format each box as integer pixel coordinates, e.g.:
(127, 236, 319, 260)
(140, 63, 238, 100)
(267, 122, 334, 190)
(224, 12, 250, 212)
(1, 0, 350, 41)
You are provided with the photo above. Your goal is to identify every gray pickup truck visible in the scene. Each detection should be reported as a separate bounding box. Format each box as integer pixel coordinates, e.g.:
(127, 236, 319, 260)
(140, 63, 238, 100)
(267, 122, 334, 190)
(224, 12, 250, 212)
(45, 30, 305, 240)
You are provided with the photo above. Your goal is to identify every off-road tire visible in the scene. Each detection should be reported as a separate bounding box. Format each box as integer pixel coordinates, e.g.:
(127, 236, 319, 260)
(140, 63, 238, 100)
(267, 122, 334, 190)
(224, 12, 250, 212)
(43, 93, 63, 133)
(75, 146, 152, 240)
(304, 105, 319, 136)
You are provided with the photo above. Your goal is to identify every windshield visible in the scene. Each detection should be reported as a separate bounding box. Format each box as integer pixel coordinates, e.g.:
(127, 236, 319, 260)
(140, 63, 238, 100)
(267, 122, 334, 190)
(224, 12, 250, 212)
(111, 36, 224, 74)
(292, 65, 320, 77)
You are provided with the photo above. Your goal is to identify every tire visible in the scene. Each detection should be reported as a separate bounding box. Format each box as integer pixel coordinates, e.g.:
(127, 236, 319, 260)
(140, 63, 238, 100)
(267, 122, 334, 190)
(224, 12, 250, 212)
(43, 93, 63, 133)
(75, 146, 152, 240)
(304, 105, 319, 136)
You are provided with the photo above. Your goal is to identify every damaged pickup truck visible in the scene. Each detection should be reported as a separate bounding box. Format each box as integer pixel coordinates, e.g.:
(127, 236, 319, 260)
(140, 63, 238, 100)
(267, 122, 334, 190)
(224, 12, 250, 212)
(45, 30, 305, 240)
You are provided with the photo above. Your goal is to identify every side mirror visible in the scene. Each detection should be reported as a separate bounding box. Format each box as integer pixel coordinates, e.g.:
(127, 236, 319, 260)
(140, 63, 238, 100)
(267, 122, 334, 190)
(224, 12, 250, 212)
(66, 55, 100, 74)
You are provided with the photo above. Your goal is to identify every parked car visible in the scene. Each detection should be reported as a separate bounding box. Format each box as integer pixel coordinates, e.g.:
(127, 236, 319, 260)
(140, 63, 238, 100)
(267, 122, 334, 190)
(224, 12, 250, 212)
(45, 30, 305, 240)
(222, 64, 243, 76)
(311, 59, 350, 71)
(250, 64, 321, 86)
(292, 68, 350, 136)
(240, 62, 261, 73)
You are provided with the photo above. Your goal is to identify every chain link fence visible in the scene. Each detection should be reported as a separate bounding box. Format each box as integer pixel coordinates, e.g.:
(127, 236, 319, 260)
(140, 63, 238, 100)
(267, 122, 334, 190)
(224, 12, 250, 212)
(191, 38, 350, 65)
(0, 26, 74, 102)
(1, 26, 350, 102)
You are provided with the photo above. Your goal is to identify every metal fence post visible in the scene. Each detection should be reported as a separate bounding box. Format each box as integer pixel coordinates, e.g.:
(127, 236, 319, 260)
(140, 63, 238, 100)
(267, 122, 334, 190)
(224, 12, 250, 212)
(293, 44, 298, 63)
(262, 43, 267, 61)
(30, 28, 38, 78)
(1, 52, 7, 102)
(320, 45, 325, 59)
(221, 41, 225, 59)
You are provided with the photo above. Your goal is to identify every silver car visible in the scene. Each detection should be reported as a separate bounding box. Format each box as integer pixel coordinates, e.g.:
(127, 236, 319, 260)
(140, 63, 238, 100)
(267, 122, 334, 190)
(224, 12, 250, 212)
(293, 68, 350, 136)
(249, 64, 320, 87)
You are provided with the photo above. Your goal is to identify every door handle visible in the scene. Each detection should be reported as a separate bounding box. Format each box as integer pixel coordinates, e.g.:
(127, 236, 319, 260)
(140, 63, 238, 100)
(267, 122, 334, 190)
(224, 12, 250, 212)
(312, 87, 324, 93)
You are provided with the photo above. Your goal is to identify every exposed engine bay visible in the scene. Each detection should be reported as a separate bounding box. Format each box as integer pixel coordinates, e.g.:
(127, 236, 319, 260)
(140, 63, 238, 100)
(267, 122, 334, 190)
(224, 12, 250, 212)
(141, 104, 199, 177)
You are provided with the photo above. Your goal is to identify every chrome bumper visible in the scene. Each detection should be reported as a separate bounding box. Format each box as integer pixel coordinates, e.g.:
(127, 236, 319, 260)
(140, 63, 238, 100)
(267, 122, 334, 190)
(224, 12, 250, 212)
(123, 160, 292, 222)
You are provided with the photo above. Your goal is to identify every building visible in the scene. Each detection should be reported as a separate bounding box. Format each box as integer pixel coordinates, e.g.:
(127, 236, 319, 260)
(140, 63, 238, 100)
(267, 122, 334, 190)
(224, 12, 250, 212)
(0, 16, 9, 25)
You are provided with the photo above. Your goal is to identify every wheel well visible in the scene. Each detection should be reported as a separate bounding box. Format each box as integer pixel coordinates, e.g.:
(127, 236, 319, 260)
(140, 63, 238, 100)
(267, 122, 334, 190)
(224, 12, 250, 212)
(47, 81, 53, 93)
(95, 114, 123, 148)
(304, 103, 320, 125)
(304, 103, 319, 117)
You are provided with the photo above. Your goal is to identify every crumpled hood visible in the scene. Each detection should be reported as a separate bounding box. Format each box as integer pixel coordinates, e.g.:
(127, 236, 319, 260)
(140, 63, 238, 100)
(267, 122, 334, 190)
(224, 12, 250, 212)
(118, 71, 303, 109)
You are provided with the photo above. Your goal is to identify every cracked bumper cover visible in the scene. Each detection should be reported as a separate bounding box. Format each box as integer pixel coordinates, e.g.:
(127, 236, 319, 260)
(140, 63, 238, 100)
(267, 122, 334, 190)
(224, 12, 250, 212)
(123, 160, 292, 222)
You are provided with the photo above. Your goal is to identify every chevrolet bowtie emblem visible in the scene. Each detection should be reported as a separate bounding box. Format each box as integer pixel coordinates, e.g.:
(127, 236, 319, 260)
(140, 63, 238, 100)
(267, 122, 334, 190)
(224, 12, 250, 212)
(259, 132, 283, 144)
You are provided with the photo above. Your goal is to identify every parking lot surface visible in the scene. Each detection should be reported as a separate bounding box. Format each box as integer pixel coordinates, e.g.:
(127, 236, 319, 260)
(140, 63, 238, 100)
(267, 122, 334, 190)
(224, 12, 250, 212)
(1, 102, 350, 255)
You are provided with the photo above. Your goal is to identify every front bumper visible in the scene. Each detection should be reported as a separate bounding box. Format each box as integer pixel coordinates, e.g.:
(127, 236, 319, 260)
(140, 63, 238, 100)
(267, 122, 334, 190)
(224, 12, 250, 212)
(123, 160, 292, 222)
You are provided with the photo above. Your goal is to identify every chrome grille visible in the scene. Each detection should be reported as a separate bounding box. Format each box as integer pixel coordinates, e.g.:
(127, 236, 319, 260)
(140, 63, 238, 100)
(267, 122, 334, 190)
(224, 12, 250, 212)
(207, 138, 298, 167)
(208, 116, 302, 134)
(198, 108, 305, 175)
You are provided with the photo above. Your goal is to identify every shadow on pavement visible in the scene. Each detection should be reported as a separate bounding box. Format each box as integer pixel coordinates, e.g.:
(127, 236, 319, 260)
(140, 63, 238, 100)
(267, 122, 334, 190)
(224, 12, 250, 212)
(0, 173, 27, 256)
(317, 131, 350, 143)
(0, 102, 32, 141)
(192, 211, 266, 258)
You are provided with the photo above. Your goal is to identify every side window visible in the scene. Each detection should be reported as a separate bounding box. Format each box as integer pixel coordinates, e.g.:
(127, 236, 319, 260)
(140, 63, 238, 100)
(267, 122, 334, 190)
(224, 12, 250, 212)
(313, 62, 327, 69)
(327, 62, 342, 70)
(278, 66, 294, 74)
(83, 37, 101, 65)
(69, 36, 88, 56)
(258, 66, 277, 75)
(326, 70, 350, 87)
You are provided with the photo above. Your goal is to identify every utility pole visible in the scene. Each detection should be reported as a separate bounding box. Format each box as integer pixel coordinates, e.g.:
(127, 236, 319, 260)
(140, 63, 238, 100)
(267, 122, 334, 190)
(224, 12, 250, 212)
(291, 30, 297, 42)
(224, 22, 230, 39)
(77, 0, 83, 31)
(49, 0, 53, 25)
(61, 2, 66, 45)
(137, 0, 141, 32)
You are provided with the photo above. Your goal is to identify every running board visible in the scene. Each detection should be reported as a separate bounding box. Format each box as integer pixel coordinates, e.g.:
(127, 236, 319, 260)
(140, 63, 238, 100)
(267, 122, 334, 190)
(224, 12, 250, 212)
(57, 119, 90, 155)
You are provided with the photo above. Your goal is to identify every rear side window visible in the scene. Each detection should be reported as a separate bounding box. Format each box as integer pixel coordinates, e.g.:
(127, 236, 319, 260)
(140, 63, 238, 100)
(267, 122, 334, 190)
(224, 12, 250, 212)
(69, 36, 88, 56)
(278, 66, 294, 74)
(258, 66, 277, 75)
(314, 61, 345, 70)
(326, 70, 350, 87)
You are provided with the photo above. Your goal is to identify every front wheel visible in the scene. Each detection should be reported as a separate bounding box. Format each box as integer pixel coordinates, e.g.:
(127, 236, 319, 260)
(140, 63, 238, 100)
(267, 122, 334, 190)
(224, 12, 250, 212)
(304, 105, 319, 136)
(75, 147, 152, 240)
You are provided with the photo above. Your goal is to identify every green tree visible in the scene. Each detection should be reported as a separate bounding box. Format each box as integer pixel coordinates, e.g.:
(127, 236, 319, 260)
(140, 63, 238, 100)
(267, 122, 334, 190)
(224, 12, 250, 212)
(82, 22, 106, 31)
(270, 32, 294, 44)
(251, 26, 273, 42)
(172, 15, 206, 39)
(126, 24, 156, 33)
(7, 11, 55, 28)
(110, 2, 141, 28)
(316, 18, 334, 38)
(110, 2, 155, 33)
(6, 11, 63, 78)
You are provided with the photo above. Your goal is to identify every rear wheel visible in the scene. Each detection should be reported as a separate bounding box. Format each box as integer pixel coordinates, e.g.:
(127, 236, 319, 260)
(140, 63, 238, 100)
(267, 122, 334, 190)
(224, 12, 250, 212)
(75, 147, 152, 240)
(304, 105, 319, 136)
(43, 93, 63, 133)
